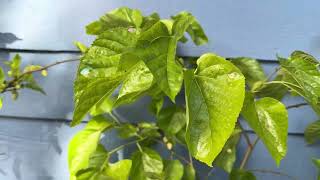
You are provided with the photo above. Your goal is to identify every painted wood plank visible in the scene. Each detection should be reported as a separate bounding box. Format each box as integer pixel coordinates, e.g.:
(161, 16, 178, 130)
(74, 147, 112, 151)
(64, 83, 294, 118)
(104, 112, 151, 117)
(0, 117, 317, 180)
(0, 52, 317, 133)
(0, 118, 85, 180)
(1, 0, 320, 59)
(0, 52, 78, 119)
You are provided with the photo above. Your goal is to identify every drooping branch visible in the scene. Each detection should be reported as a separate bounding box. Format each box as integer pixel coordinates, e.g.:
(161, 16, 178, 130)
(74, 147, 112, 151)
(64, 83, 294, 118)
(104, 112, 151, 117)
(1, 57, 80, 93)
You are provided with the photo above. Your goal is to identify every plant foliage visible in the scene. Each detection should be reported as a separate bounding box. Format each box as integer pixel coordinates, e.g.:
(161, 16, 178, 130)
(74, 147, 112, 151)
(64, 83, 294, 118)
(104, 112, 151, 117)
(1, 6, 320, 180)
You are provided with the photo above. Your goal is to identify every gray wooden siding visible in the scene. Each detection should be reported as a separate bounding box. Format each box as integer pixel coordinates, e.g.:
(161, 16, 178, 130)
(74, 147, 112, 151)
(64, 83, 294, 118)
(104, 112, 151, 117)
(0, 1, 319, 180)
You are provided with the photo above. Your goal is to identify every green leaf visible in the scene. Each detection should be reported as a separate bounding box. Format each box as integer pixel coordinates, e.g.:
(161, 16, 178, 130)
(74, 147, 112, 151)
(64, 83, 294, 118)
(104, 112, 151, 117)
(138, 21, 170, 43)
(230, 57, 266, 89)
(74, 41, 88, 53)
(23, 75, 46, 95)
(255, 74, 288, 100)
(313, 158, 320, 180)
(104, 159, 132, 180)
(291, 50, 319, 65)
(157, 106, 186, 135)
(82, 27, 139, 68)
(138, 122, 161, 140)
(114, 60, 154, 107)
(72, 76, 122, 126)
(184, 53, 245, 166)
(87, 144, 109, 168)
(7, 54, 21, 77)
(86, 7, 143, 35)
(137, 36, 183, 102)
(171, 12, 208, 45)
(182, 164, 196, 180)
(214, 129, 241, 173)
(163, 160, 184, 180)
(68, 116, 113, 178)
(278, 51, 320, 115)
(229, 169, 256, 180)
(304, 120, 320, 144)
(0, 67, 4, 83)
(130, 147, 164, 180)
(23, 65, 43, 72)
(90, 97, 115, 116)
(241, 92, 288, 165)
(141, 12, 160, 30)
(77, 142, 132, 180)
(116, 123, 139, 139)
(77, 160, 132, 180)
(149, 96, 164, 115)
(0, 97, 3, 109)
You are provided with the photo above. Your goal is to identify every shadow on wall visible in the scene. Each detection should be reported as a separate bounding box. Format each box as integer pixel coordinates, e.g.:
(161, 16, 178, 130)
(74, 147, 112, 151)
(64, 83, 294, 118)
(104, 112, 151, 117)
(0, 32, 21, 60)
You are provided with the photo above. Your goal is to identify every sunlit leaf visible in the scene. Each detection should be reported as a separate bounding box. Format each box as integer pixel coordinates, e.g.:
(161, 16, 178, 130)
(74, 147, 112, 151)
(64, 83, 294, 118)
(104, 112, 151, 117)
(72, 76, 122, 126)
(241, 92, 288, 165)
(184, 53, 245, 166)
(171, 12, 208, 45)
(114, 60, 153, 107)
(74, 41, 88, 53)
(137, 36, 183, 102)
(130, 148, 163, 180)
(278, 51, 320, 115)
(86, 7, 143, 35)
(68, 116, 113, 179)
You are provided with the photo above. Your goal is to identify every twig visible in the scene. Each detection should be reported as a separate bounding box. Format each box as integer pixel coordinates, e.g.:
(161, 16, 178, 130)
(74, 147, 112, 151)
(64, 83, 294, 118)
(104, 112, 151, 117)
(109, 138, 145, 155)
(109, 111, 121, 124)
(1, 57, 80, 93)
(154, 139, 191, 164)
(20, 58, 79, 76)
(239, 137, 259, 169)
(286, 103, 309, 109)
(250, 168, 298, 180)
(238, 121, 252, 148)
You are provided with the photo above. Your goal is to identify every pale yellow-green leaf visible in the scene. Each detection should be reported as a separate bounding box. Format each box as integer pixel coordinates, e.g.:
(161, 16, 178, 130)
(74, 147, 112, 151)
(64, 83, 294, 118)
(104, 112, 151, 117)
(184, 53, 245, 166)
(241, 92, 288, 165)
(68, 116, 113, 179)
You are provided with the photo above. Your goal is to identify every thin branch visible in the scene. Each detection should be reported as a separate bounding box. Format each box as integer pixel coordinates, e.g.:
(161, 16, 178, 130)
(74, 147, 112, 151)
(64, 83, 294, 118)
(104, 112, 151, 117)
(250, 169, 298, 180)
(154, 139, 191, 164)
(1, 57, 80, 93)
(109, 138, 145, 155)
(238, 121, 252, 148)
(109, 111, 121, 124)
(188, 151, 193, 167)
(19, 58, 79, 76)
(239, 137, 259, 169)
(286, 102, 309, 109)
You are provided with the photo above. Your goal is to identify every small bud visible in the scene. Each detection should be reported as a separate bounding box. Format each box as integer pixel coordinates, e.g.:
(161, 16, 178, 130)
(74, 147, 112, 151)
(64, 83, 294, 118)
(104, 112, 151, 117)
(15, 84, 21, 89)
(227, 148, 232, 153)
(163, 137, 168, 143)
(166, 142, 173, 150)
(41, 70, 48, 77)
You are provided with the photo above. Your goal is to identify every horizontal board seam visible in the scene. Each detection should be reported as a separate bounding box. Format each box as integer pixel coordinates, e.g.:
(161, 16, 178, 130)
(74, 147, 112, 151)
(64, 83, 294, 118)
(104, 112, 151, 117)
(0, 48, 279, 62)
